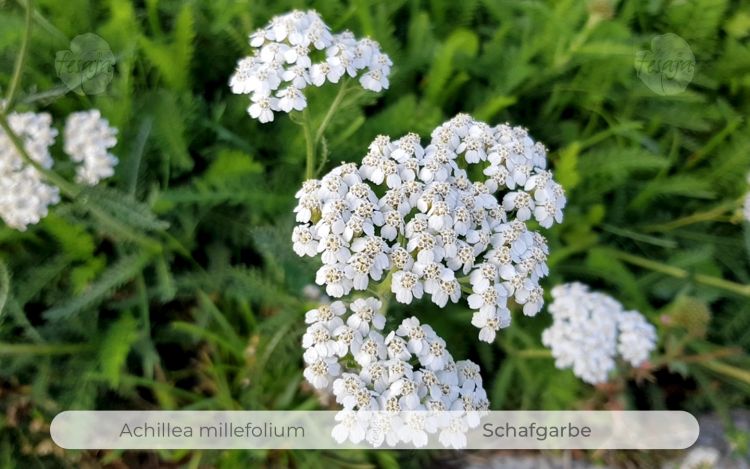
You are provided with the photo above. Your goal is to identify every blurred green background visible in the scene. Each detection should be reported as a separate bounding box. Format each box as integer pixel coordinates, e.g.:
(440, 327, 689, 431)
(1, 0, 749, 467)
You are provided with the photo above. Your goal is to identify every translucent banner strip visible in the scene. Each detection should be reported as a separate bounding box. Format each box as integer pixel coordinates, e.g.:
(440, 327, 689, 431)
(51, 410, 699, 450)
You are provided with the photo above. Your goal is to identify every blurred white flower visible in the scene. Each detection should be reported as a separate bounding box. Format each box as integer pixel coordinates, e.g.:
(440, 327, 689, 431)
(617, 310, 657, 367)
(291, 114, 566, 341)
(0, 111, 59, 231)
(230, 10, 391, 123)
(0, 112, 60, 231)
(0, 108, 120, 232)
(63, 109, 118, 185)
(542, 283, 657, 384)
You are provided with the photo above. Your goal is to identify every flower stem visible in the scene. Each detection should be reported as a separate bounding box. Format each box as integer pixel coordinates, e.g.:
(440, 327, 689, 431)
(315, 78, 350, 146)
(302, 79, 352, 181)
(514, 348, 553, 358)
(612, 250, 750, 297)
(697, 360, 750, 386)
(303, 107, 315, 181)
(376, 271, 394, 307)
(4, 0, 33, 112)
(641, 201, 737, 233)
(0, 342, 92, 356)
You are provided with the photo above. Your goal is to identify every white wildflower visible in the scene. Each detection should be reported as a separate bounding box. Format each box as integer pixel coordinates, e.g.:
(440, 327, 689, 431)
(303, 356, 341, 389)
(292, 115, 565, 340)
(231, 10, 391, 123)
(303, 299, 488, 449)
(347, 297, 385, 334)
(0, 111, 59, 231)
(332, 409, 368, 444)
(617, 310, 657, 367)
(542, 283, 657, 384)
(63, 110, 118, 185)
(392, 269, 424, 304)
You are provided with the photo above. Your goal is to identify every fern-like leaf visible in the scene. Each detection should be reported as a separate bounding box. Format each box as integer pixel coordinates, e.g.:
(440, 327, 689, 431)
(99, 313, 140, 388)
(44, 253, 153, 320)
(78, 186, 170, 232)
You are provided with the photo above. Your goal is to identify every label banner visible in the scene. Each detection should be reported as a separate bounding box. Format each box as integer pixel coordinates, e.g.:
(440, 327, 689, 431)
(51, 410, 699, 450)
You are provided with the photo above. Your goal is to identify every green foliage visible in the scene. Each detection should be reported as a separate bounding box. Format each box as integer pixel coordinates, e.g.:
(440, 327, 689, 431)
(43, 252, 153, 320)
(139, 3, 195, 92)
(99, 312, 140, 387)
(0, 0, 749, 466)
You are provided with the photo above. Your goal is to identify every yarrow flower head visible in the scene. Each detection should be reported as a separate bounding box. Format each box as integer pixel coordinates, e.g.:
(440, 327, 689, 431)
(303, 298, 488, 448)
(542, 283, 657, 385)
(230, 10, 392, 123)
(0, 108, 119, 231)
(292, 114, 566, 342)
(63, 110, 118, 185)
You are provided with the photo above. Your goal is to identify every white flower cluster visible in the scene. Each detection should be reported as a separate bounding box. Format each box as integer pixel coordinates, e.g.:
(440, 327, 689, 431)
(302, 298, 488, 448)
(292, 114, 566, 342)
(542, 283, 657, 384)
(230, 10, 391, 123)
(0, 111, 60, 231)
(0, 109, 118, 231)
(63, 110, 118, 185)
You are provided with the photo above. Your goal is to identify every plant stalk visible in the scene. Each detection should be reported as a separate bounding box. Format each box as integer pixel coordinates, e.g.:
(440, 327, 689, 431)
(303, 107, 315, 180)
(4, 0, 33, 112)
(612, 250, 750, 297)
(315, 78, 350, 146)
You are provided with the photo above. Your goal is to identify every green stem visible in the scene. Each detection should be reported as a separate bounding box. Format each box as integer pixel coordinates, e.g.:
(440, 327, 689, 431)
(0, 113, 80, 197)
(315, 78, 350, 146)
(612, 250, 750, 297)
(642, 201, 737, 233)
(651, 347, 743, 368)
(375, 271, 394, 308)
(0, 342, 91, 355)
(0, 260, 9, 317)
(514, 348, 553, 358)
(4, 0, 33, 111)
(301, 79, 352, 180)
(303, 107, 315, 181)
(685, 116, 743, 169)
(697, 360, 750, 386)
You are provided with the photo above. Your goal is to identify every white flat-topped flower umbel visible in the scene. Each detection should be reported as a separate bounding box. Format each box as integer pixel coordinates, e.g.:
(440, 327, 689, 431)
(292, 114, 567, 342)
(230, 10, 392, 123)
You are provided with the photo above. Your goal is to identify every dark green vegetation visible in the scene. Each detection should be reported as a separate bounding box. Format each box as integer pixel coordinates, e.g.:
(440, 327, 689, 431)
(0, 0, 749, 466)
